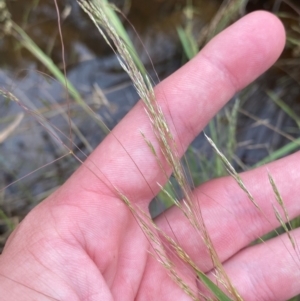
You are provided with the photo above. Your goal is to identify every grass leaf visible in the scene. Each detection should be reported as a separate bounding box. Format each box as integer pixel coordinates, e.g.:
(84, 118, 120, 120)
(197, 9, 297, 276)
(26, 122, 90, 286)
(195, 270, 234, 301)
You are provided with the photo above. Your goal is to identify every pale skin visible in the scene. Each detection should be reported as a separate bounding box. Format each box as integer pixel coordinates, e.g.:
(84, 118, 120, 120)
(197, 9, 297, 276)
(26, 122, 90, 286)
(0, 11, 299, 301)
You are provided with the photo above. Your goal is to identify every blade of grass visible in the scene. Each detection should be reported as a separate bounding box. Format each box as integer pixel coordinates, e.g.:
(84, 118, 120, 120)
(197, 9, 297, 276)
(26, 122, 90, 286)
(266, 90, 300, 128)
(0, 209, 15, 231)
(196, 270, 234, 301)
(254, 138, 300, 167)
(177, 26, 198, 60)
(208, 119, 226, 177)
(226, 98, 240, 160)
(91, 0, 146, 76)
(12, 22, 81, 105)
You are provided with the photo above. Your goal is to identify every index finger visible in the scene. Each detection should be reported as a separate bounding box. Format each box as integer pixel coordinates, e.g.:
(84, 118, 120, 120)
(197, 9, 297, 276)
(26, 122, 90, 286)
(63, 11, 285, 209)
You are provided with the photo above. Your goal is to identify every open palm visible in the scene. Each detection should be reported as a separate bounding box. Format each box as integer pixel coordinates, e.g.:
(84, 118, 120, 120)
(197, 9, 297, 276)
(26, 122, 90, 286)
(0, 11, 299, 301)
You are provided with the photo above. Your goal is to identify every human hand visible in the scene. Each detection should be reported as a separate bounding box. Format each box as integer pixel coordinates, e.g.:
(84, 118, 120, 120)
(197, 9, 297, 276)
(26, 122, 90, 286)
(0, 11, 297, 301)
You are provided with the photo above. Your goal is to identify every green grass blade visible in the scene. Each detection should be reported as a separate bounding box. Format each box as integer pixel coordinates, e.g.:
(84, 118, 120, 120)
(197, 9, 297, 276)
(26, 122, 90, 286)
(266, 90, 300, 128)
(95, 0, 146, 76)
(12, 22, 108, 134)
(195, 270, 234, 301)
(254, 138, 300, 167)
(177, 26, 198, 60)
(13, 22, 81, 103)
(286, 36, 300, 47)
(226, 99, 240, 160)
(208, 120, 225, 177)
(0, 209, 15, 231)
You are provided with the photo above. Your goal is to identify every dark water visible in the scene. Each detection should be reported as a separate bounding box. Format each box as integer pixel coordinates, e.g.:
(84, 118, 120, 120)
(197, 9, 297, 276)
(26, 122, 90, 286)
(0, 0, 300, 248)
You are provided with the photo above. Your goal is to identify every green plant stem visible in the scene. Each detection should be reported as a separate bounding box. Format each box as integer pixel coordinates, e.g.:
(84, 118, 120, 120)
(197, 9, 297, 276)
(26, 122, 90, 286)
(11, 21, 109, 134)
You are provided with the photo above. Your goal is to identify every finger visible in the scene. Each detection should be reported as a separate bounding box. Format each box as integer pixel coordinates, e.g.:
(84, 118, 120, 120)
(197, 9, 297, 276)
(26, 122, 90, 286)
(61, 11, 285, 209)
(210, 228, 300, 301)
(155, 151, 300, 272)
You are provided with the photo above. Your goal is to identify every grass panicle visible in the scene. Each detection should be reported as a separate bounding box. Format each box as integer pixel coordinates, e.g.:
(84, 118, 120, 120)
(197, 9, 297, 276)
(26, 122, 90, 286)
(268, 173, 296, 251)
(77, 1, 245, 300)
(204, 133, 259, 209)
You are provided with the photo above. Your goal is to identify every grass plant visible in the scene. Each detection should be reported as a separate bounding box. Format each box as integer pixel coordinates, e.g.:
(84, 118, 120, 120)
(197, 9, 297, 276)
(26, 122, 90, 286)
(77, 1, 300, 300)
(0, 0, 300, 300)
(78, 1, 240, 299)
